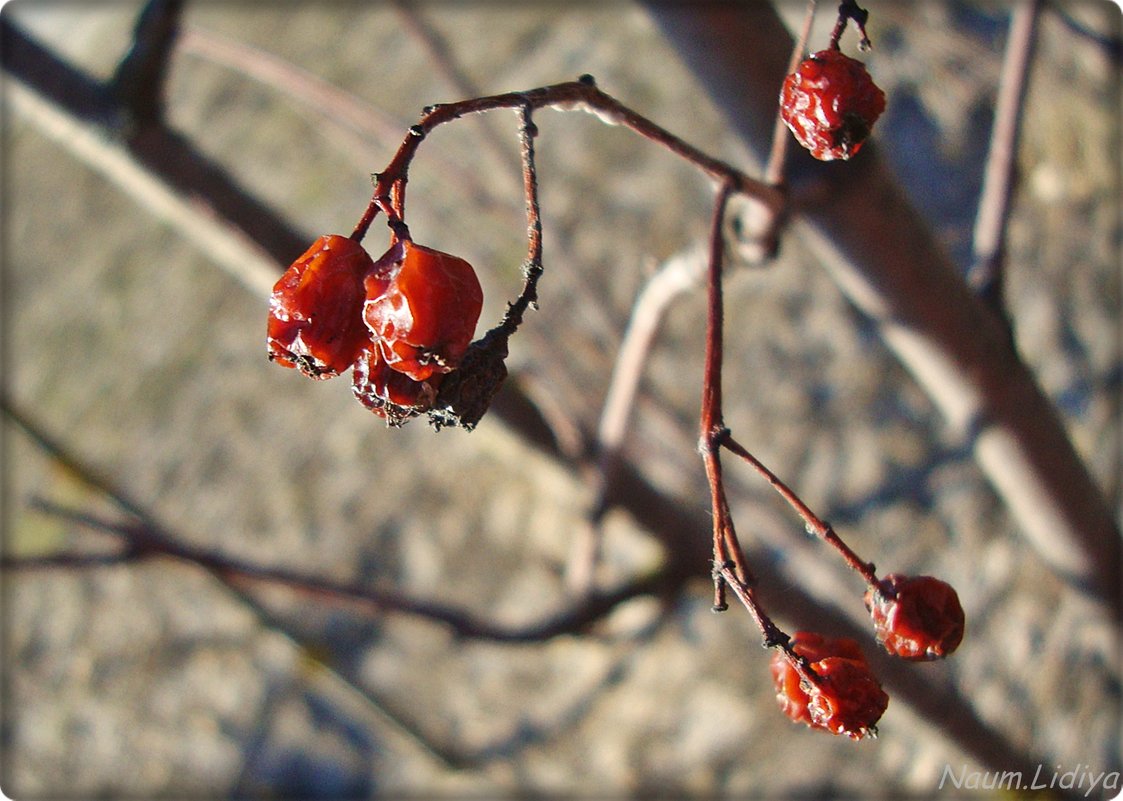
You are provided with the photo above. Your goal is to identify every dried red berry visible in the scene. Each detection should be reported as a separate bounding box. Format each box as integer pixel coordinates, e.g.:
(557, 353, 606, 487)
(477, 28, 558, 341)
(351, 343, 439, 425)
(866, 574, 965, 660)
(363, 240, 483, 382)
(770, 631, 884, 738)
(268, 235, 374, 379)
(804, 656, 888, 739)
(780, 48, 886, 161)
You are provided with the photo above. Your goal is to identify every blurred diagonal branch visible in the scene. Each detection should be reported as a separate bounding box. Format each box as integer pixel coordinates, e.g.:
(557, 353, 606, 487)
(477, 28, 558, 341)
(8, 497, 672, 643)
(1, 10, 308, 270)
(1, 396, 1057, 785)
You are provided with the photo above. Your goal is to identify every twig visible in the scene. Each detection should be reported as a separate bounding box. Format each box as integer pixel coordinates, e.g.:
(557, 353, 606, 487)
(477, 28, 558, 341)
(4, 398, 670, 645)
(351, 76, 784, 242)
(508, 105, 544, 325)
(828, 0, 872, 52)
(968, 0, 1040, 325)
(719, 432, 880, 588)
(698, 180, 753, 614)
(109, 0, 183, 125)
(9, 498, 673, 643)
(764, 0, 817, 187)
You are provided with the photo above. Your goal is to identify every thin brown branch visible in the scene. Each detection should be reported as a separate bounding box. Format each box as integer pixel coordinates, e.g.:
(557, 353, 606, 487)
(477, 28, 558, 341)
(13, 495, 673, 645)
(699, 181, 757, 615)
(352, 77, 784, 242)
(765, 0, 817, 187)
(969, 0, 1040, 321)
(720, 432, 880, 587)
(1, 551, 140, 571)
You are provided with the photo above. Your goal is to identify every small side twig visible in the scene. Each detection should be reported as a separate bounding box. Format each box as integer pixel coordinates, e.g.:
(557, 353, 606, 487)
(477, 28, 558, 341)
(719, 432, 880, 588)
(968, 0, 1040, 329)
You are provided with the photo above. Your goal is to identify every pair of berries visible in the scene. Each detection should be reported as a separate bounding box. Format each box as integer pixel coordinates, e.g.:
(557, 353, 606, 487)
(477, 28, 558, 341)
(780, 48, 886, 161)
(267, 234, 483, 423)
(771, 575, 964, 738)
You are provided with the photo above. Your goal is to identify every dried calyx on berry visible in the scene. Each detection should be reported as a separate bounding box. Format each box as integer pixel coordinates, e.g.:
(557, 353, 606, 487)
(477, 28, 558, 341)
(780, 48, 886, 161)
(865, 574, 965, 661)
(351, 342, 439, 425)
(770, 631, 888, 740)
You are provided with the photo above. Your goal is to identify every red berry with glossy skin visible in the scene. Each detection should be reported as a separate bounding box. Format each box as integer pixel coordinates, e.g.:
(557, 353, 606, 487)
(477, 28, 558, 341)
(805, 656, 889, 739)
(780, 48, 886, 161)
(363, 240, 483, 382)
(770, 631, 877, 733)
(866, 574, 965, 660)
(268, 235, 374, 379)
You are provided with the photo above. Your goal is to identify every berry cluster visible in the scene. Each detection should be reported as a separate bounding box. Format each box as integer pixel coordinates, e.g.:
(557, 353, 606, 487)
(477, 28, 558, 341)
(757, 2, 964, 739)
(780, 48, 886, 161)
(767, 572, 964, 739)
(263, 0, 963, 740)
(268, 234, 482, 424)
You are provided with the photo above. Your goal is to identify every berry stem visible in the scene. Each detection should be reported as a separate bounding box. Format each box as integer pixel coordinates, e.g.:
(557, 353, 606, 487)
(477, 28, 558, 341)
(509, 104, 544, 325)
(713, 560, 820, 688)
(829, 0, 872, 52)
(351, 78, 784, 243)
(466, 105, 545, 352)
(699, 181, 753, 601)
(719, 432, 881, 588)
(765, 0, 818, 186)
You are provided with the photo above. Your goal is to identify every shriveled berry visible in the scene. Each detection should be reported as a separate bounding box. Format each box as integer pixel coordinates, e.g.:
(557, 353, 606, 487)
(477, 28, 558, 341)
(268, 235, 374, 379)
(351, 343, 438, 425)
(363, 240, 483, 382)
(805, 656, 888, 739)
(866, 574, 965, 660)
(780, 48, 886, 161)
(770, 631, 872, 731)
